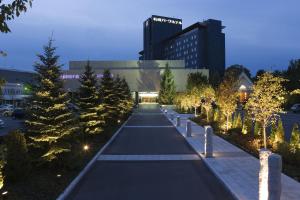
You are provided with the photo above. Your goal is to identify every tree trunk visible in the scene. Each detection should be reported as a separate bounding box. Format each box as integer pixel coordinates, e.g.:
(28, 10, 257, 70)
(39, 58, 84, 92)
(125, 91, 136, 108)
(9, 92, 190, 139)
(226, 114, 229, 131)
(194, 106, 197, 117)
(206, 109, 209, 122)
(263, 124, 267, 149)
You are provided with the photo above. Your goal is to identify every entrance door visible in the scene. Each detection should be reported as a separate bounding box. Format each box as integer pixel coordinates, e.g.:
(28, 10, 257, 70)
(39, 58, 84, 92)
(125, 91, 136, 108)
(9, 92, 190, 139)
(139, 92, 158, 104)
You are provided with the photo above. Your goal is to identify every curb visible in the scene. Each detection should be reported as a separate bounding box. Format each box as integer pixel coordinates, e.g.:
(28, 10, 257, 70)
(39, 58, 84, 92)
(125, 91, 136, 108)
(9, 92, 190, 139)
(56, 115, 133, 200)
(163, 111, 239, 200)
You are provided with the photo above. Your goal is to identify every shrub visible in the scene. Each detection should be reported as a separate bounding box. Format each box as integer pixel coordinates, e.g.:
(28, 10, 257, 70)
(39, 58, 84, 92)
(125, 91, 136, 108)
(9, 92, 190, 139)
(271, 119, 285, 150)
(4, 130, 31, 183)
(0, 144, 6, 189)
(233, 113, 242, 129)
(254, 121, 261, 137)
(289, 123, 300, 153)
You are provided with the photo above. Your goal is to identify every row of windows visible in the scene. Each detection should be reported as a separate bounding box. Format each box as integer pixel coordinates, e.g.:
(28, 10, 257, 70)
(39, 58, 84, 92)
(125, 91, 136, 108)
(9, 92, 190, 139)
(1, 89, 23, 95)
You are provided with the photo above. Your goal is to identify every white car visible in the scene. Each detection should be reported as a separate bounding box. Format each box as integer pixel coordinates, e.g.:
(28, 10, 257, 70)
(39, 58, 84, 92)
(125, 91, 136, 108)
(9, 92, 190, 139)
(291, 104, 300, 113)
(0, 104, 14, 112)
(0, 119, 4, 128)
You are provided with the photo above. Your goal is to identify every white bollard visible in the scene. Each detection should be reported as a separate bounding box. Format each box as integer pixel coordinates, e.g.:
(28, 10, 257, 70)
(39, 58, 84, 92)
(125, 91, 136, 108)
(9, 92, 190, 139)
(164, 109, 168, 114)
(170, 113, 174, 121)
(176, 116, 181, 127)
(259, 149, 282, 200)
(186, 120, 192, 137)
(204, 126, 213, 158)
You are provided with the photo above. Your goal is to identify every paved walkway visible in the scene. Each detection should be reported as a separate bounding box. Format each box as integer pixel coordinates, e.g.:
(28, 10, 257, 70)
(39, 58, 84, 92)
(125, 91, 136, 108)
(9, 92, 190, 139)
(62, 104, 234, 200)
(164, 107, 300, 200)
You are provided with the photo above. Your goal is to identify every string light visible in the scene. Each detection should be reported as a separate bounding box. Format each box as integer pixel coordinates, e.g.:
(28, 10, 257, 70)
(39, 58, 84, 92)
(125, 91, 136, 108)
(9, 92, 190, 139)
(83, 145, 89, 151)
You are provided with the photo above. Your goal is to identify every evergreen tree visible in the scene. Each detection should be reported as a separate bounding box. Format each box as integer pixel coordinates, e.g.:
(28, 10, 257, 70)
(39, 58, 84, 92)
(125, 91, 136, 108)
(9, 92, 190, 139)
(121, 78, 134, 114)
(77, 61, 104, 135)
(115, 76, 133, 118)
(99, 70, 118, 124)
(158, 63, 176, 104)
(289, 123, 300, 153)
(26, 39, 77, 162)
(271, 119, 285, 150)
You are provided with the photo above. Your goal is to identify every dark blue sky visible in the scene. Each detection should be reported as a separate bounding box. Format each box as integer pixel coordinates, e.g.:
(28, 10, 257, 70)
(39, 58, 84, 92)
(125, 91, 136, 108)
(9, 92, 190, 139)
(0, 0, 300, 75)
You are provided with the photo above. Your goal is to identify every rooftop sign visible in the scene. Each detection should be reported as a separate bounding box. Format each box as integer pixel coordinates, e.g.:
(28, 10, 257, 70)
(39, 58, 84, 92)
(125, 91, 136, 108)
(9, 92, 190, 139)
(152, 17, 182, 25)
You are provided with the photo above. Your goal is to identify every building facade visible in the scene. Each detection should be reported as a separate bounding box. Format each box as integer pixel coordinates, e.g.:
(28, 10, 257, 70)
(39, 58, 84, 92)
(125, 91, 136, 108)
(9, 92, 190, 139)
(0, 68, 36, 106)
(139, 15, 225, 76)
(63, 60, 209, 103)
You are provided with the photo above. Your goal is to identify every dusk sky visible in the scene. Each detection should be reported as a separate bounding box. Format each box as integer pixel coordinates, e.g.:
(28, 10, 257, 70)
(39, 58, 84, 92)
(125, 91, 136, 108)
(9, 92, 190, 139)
(0, 0, 300, 75)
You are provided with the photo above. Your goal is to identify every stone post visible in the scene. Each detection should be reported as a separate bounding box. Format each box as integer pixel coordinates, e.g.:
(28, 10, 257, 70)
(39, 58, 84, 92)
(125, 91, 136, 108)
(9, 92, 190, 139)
(259, 149, 282, 200)
(186, 120, 192, 137)
(176, 116, 181, 127)
(170, 113, 174, 121)
(204, 126, 213, 158)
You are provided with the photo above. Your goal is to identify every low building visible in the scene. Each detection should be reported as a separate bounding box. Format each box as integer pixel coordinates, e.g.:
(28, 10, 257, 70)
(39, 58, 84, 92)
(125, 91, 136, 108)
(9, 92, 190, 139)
(0, 68, 36, 106)
(237, 72, 253, 102)
(63, 60, 209, 103)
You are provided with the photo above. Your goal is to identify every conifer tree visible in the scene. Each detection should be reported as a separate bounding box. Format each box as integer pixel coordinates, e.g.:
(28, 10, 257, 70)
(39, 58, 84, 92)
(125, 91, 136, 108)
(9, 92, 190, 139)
(114, 76, 133, 119)
(77, 61, 104, 135)
(120, 77, 134, 116)
(289, 123, 300, 153)
(26, 39, 77, 162)
(158, 63, 176, 105)
(99, 70, 118, 124)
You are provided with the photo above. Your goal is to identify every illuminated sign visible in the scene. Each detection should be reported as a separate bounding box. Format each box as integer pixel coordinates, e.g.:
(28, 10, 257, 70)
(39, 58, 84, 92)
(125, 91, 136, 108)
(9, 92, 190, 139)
(61, 74, 113, 80)
(152, 17, 182, 25)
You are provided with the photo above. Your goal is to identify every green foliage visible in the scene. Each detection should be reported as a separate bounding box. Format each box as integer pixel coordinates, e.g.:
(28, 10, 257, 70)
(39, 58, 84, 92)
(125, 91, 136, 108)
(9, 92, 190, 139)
(233, 113, 242, 129)
(217, 70, 238, 130)
(0, 143, 5, 189)
(290, 123, 300, 153)
(77, 61, 104, 135)
(270, 119, 285, 150)
(254, 121, 261, 137)
(4, 130, 31, 183)
(26, 39, 77, 162)
(246, 72, 287, 149)
(158, 64, 176, 104)
(99, 70, 119, 124)
(0, 0, 33, 33)
(186, 72, 208, 91)
(116, 77, 133, 118)
(201, 85, 216, 122)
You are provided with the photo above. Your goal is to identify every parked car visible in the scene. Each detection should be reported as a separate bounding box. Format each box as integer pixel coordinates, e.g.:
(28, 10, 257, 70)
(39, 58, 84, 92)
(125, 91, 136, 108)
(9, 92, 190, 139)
(0, 104, 13, 112)
(0, 119, 4, 128)
(2, 108, 13, 117)
(11, 108, 26, 119)
(291, 104, 300, 113)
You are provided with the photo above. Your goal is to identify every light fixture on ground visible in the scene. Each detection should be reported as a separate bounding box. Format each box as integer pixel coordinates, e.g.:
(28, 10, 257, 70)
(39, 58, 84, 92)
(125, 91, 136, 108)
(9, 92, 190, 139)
(83, 145, 89, 151)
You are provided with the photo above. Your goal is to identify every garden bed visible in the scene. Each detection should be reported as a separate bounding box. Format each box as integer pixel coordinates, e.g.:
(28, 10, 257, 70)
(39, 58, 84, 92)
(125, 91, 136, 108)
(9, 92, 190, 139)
(2, 125, 120, 200)
(190, 116, 300, 182)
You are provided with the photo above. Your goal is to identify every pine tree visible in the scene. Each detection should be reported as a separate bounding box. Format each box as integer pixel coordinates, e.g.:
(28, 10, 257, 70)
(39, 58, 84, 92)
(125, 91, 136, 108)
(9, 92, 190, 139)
(114, 76, 133, 119)
(120, 77, 134, 116)
(99, 70, 118, 124)
(158, 63, 176, 105)
(289, 123, 300, 153)
(77, 61, 104, 135)
(26, 39, 77, 162)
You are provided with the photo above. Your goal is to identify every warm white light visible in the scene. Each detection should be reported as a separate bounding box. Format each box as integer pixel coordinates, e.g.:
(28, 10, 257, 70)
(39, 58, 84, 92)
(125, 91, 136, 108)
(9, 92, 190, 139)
(239, 85, 247, 90)
(83, 145, 89, 151)
(117, 120, 121, 123)
(139, 92, 158, 98)
(2, 191, 8, 195)
(57, 174, 61, 178)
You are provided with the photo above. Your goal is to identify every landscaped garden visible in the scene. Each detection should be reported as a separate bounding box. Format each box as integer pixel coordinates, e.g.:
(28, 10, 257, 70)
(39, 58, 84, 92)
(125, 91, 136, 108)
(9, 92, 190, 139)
(171, 64, 300, 182)
(0, 40, 134, 200)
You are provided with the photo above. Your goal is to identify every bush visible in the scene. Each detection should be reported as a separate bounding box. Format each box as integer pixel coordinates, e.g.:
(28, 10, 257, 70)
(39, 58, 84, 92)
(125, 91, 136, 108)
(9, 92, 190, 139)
(233, 113, 242, 129)
(4, 130, 31, 183)
(271, 119, 285, 150)
(0, 143, 6, 189)
(290, 123, 300, 153)
(254, 121, 261, 137)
